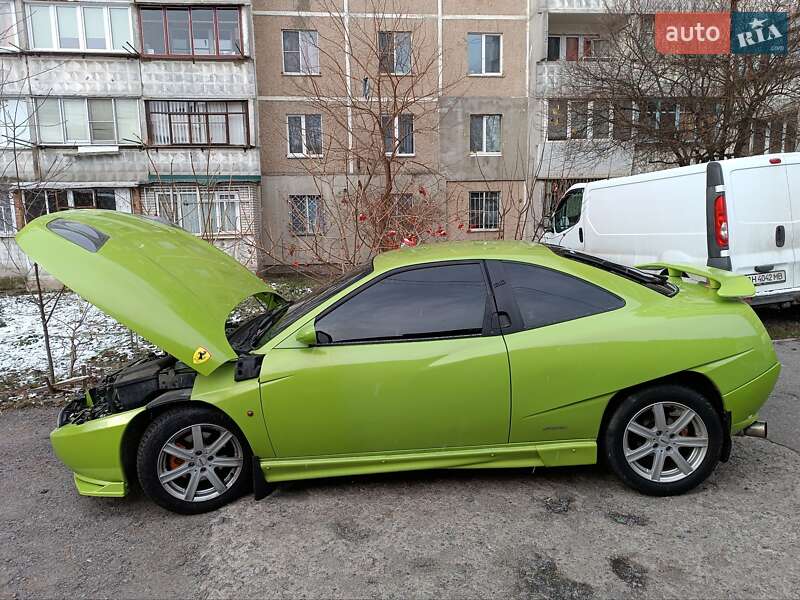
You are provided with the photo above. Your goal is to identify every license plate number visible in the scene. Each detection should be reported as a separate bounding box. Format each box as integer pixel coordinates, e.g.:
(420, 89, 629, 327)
(746, 270, 786, 286)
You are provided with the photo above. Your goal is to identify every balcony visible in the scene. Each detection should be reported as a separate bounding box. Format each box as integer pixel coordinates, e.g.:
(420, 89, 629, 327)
(535, 62, 566, 97)
(545, 0, 605, 13)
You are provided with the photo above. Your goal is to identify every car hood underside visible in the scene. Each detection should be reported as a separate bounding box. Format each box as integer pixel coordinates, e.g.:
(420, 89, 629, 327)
(17, 210, 278, 375)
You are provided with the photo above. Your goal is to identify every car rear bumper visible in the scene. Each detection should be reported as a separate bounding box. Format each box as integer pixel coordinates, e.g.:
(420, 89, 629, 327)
(723, 362, 781, 433)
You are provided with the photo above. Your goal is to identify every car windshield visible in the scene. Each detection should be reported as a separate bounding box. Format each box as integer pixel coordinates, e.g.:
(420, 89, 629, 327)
(252, 264, 373, 349)
(545, 244, 678, 297)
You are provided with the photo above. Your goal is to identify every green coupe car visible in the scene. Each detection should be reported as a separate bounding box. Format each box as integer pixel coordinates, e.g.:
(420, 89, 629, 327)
(17, 211, 778, 514)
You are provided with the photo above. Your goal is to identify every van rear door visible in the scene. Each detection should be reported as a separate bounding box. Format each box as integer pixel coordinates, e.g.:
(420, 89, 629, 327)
(727, 164, 794, 292)
(782, 163, 800, 294)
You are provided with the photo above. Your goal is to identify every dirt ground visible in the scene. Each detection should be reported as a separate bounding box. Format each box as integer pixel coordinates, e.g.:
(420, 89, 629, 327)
(1, 341, 799, 599)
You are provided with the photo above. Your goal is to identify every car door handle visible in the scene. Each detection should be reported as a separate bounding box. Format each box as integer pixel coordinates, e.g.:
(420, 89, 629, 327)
(578, 227, 584, 243)
(754, 264, 774, 273)
(776, 225, 786, 247)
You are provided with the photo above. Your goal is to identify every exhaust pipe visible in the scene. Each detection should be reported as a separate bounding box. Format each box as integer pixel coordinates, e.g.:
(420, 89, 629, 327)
(741, 421, 768, 439)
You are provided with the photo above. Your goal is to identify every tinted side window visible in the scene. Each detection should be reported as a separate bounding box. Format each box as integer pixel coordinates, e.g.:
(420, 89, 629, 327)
(553, 190, 583, 232)
(503, 261, 624, 330)
(316, 263, 488, 343)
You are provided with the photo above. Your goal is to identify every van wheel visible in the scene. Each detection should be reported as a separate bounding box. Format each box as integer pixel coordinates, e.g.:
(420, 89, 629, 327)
(603, 385, 722, 496)
(137, 407, 252, 514)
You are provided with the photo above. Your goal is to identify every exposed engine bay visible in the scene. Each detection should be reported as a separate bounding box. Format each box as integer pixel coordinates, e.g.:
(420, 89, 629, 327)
(59, 354, 197, 426)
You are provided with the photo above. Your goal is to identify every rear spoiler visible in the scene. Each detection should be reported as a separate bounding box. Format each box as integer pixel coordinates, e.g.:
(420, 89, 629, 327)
(636, 262, 755, 299)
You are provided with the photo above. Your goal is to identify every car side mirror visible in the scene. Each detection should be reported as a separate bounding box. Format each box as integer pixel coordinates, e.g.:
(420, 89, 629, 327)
(543, 215, 553, 232)
(295, 323, 317, 347)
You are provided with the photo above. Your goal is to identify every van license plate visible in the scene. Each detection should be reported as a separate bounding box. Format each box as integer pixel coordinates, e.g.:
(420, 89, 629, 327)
(747, 270, 786, 285)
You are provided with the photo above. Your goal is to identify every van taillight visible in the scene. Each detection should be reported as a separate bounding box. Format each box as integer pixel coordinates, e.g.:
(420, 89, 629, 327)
(714, 194, 729, 249)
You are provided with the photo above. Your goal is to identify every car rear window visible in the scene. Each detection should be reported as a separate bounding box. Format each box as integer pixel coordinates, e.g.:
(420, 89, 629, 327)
(502, 261, 625, 330)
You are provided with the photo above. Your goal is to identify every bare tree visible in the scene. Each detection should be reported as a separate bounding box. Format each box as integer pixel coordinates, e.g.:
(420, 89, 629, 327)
(558, 0, 800, 168)
(259, 0, 468, 274)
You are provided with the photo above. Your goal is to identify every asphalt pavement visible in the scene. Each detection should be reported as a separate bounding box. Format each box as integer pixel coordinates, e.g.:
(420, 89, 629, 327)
(1, 341, 798, 599)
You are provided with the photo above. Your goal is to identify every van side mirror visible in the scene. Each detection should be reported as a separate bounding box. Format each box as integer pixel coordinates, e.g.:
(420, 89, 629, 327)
(543, 215, 553, 233)
(295, 323, 317, 346)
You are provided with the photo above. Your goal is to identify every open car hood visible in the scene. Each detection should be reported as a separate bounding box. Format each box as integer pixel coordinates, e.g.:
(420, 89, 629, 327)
(17, 210, 278, 376)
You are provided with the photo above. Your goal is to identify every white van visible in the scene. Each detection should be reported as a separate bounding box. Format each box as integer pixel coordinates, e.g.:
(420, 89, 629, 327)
(541, 153, 800, 305)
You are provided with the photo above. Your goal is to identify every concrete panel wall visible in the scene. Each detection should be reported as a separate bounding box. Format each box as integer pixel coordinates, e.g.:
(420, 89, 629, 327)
(439, 96, 529, 182)
(147, 148, 261, 179)
(28, 57, 143, 97)
(141, 60, 257, 99)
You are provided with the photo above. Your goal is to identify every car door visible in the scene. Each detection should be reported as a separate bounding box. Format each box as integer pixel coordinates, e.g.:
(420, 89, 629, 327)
(259, 261, 511, 458)
(486, 260, 626, 443)
(549, 188, 585, 250)
(728, 164, 795, 291)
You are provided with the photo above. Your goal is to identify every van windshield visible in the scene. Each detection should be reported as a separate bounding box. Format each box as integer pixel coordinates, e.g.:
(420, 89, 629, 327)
(553, 189, 583, 232)
(545, 245, 678, 297)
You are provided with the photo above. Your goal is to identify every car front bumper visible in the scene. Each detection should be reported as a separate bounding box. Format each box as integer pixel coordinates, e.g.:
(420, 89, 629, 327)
(50, 407, 144, 497)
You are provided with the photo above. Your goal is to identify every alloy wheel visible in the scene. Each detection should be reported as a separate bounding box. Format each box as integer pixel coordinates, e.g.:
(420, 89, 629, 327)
(623, 401, 709, 483)
(156, 423, 244, 503)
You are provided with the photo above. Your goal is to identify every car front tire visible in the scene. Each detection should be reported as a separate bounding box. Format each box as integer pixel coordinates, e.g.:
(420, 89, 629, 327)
(137, 406, 252, 514)
(603, 384, 723, 496)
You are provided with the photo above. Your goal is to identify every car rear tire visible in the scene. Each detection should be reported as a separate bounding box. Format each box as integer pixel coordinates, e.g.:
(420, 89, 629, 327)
(603, 384, 723, 496)
(137, 406, 252, 514)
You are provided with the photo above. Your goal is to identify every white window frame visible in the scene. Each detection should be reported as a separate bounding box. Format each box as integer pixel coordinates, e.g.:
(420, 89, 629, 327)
(281, 29, 320, 75)
(0, 1, 19, 50)
(546, 34, 604, 61)
(382, 113, 415, 157)
(289, 194, 322, 235)
(468, 32, 502, 76)
(0, 98, 31, 147)
(0, 190, 15, 235)
(468, 191, 501, 232)
(155, 187, 241, 235)
(34, 97, 140, 145)
(378, 30, 412, 75)
(470, 114, 502, 156)
(25, 3, 133, 53)
(286, 114, 323, 158)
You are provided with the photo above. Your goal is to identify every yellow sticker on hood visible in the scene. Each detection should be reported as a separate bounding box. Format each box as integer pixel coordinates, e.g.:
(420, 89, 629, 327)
(193, 347, 211, 364)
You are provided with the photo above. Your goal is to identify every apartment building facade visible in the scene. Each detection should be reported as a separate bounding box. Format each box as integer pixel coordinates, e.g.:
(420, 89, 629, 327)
(252, 0, 645, 269)
(0, 0, 262, 278)
(3, 0, 786, 275)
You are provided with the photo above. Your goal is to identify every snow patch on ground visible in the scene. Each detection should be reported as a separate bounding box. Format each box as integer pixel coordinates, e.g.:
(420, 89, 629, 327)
(0, 292, 152, 402)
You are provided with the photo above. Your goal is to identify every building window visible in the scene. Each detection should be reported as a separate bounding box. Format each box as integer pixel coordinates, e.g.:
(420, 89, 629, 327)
(140, 6, 242, 57)
(546, 34, 606, 61)
(381, 113, 414, 156)
(156, 188, 240, 234)
(0, 192, 14, 235)
(287, 114, 322, 157)
(35, 98, 139, 145)
(0, 2, 18, 48)
(22, 188, 118, 222)
(26, 3, 132, 51)
(469, 191, 500, 231)
(469, 114, 501, 154)
(378, 31, 411, 75)
(546, 99, 611, 140)
(467, 33, 501, 75)
(289, 194, 322, 235)
(0, 99, 30, 147)
(147, 101, 247, 146)
(282, 30, 319, 74)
